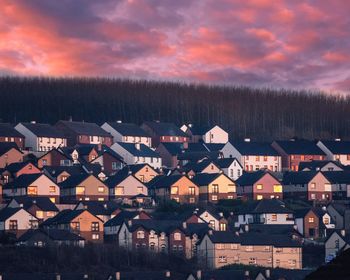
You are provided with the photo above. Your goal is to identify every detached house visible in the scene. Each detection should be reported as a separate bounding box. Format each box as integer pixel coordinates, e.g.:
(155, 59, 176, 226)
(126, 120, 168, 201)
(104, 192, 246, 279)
(231, 140, 282, 172)
(283, 171, 332, 202)
(299, 160, 344, 172)
(0, 142, 23, 168)
(271, 140, 326, 171)
(156, 142, 185, 169)
(89, 146, 124, 175)
(148, 175, 199, 204)
(55, 120, 113, 147)
(214, 158, 243, 180)
(117, 164, 159, 183)
(101, 122, 152, 147)
(2, 173, 60, 203)
(141, 121, 189, 148)
(235, 170, 283, 200)
(111, 142, 161, 169)
(192, 173, 236, 203)
(59, 174, 109, 203)
(181, 124, 229, 144)
(0, 207, 38, 237)
(0, 123, 25, 149)
(15, 122, 67, 152)
(182, 159, 221, 177)
(317, 140, 350, 166)
(0, 161, 40, 184)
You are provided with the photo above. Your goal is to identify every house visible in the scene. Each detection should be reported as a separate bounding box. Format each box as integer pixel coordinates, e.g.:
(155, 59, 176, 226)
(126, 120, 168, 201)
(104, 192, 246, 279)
(61, 144, 99, 164)
(0, 123, 25, 149)
(0, 161, 40, 184)
(148, 175, 199, 204)
(156, 142, 185, 168)
(105, 171, 148, 203)
(181, 124, 229, 144)
(111, 142, 161, 169)
(182, 158, 221, 176)
(7, 197, 59, 221)
(317, 140, 350, 166)
(59, 173, 109, 203)
(234, 199, 294, 227)
(37, 148, 73, 168)
(324, 230, 350, 262)
(230, 140, 282, 172)
(196, 209, 228, 231)
(104, 209, 152, 242)
(299, 160, 344, 172)
(89, 146, 124, 175)
(0, 207, 38, 237)
(282, 171, 332, 202)
(2, 173, 60, 203)
(101, 121, 152, 147)
(15, 122, 67, 152)
(294, 207, 334, 239)
(235, 170, 283, 200)
(117, 164, 159, 183)
(327, 201, 350, 230)
(271, 140, 326, 171)
(16, 228, 85, 247)
(74, 201, 121, 223)
(322, 171, 350, 200)
(55, 120, 113, 147)
(141, 121, 189, 148)
(214, 158, 243, 180)
(197, 230, 302, 269)
(192, 173, 236, 203)
(41, 209, 104, 243)
(0, 142, 23, 168)
(42, 165, 86, 183)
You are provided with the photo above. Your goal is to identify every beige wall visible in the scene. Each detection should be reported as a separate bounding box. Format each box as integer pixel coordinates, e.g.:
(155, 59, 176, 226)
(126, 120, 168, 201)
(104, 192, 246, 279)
(135, 165, 158, 183)
(0, 148, 23, 168)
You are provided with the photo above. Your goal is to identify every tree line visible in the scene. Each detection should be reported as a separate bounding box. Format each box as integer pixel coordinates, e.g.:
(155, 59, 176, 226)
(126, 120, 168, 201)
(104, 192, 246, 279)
(0, 76, 349, 141)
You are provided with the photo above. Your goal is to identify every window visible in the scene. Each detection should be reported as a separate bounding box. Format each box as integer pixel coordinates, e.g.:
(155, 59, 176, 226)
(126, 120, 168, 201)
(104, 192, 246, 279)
(308, 217, 315, 223)
(311, 193, 316, 200)
(137, 231, 145, 239)
(28, 186, 38, 195)
(276, 248, 283, 253)
(174, 232, 181, 241)
(189, 186, 195, 195)
(311, 183, 316, 189)
(249, 257, 257, 265)
(231, 244, 238, 250)
(49, 186, 56, 193)
(189, 197, 195, 203)
(228, 184, 235, 193)
(76, 186, 85, 195)
(150, 242, 155, 251)
(273, 185, 282, 193)
(137, 186, 143, 194)
(264, 155, 268, 161)
(178, 245, 183, 251)
(61, 175, 68, 182)
(112, 162, 119, 170)
(160, 244, 166, 252)
(219, 256, 227, 263)
(217, 244, 224, 250)
(288, 259, 297, 267)
(264, 246, 270, 251)
(98, 186, 105, 193)
(91, 222, 99, 232)
(212, 184, 219, 193)
(92, 234, 100, 240)
(98, 198, 104, 201)
(245, 246, 253, 252)
(115, 187, 124, 195)
(324, 217, 330, 225)
(256, 156, 260, 161)
(36, 211, 44, 219)
(256, 184, 263, 190)
(276, 259, 280, 266)
(230, 169, 233, 177)
(9, 220, 18, 230)
(71, 222, 80, 231)
(171, 186, 179, 195)
(220, 223, 226, 231)
(256, 195, 263, 200)
(271, 214, 277, 221)
(212, 195, 218, 201)
(209, 220, 215, 229)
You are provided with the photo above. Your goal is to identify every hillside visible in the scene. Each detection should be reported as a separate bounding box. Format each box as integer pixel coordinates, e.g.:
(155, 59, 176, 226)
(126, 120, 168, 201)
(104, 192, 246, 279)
(0, 76, 349, 141)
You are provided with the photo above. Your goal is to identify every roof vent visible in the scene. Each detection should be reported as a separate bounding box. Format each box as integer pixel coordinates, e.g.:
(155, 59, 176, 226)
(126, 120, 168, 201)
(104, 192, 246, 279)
(335, 138, 341, 141)
(244, 138, 251, 142)
(188, 124, 193, 128)
(115, 272, 120, 280)
(116, 120, 122, 123)
(183, 222, 187, 229)
(30, 121, 36, 124)
(165, 271, 171, 278)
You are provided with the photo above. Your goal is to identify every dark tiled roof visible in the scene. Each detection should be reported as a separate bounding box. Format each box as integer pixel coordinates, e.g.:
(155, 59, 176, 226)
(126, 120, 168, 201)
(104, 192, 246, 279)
(42, 165, 86, 177)
(177, 151, 220, 161)
(274, 140, 326, 155)
(75, 201, 120, 216)
(207, 231, 241, 243)
(252, 199, 293, 214)
(18, 228, 84, 242)
(0, 273, 91, 280)
(241, 224, 301, 236)
(187, 143, 209, 152)
(42, 209, 86, 225)
(204, 143, 226, 152)
(0, 123, 24, 137)
(105, 172, 132, 188)
(128, 219, 183, 234)
(160, 143, 184, 156)
(322, 171, 350, 184)
(57, 120, 112, 137)
(282, 171, 319, 185)
(4, 162, 37, 174)
(4, 173, 43, 189)
(20, 122, 65, 138)
(143, 121, 188, 137)
(235, 170, 275, 186)
(104, 210, 141, 227)
(320, 140, 350, 154)
(192, 173, 222, 186)
(299, 160, 344, 171)
(0, 207, 22, 221)
(147, 175, 186, 189)
(116, 142, 160, 157)
(239, 232, 301, 247)
(0, 142, 21, 155)
(99, 145, 124, 162)
(105, 122, 150, 137)
(293, 207, 312, 218)
(11, 196, 59, 212)
(215, 158, 242, 168)
(186, 124, 211, 135)
(233, 141, 279, 156)
(182, 159, 216, 173)
(58, 173, 91, 188)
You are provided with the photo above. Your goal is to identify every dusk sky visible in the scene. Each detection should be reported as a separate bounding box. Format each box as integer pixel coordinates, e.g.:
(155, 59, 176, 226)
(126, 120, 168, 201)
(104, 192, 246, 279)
(1, 0, 350, 92)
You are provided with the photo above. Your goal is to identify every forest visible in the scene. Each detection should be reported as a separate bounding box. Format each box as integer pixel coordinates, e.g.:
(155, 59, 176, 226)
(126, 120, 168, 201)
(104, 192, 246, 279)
(0, 76, 349, 141)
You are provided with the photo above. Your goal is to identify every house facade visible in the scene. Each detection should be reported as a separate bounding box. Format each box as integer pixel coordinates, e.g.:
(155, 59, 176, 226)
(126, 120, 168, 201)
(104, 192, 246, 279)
(0, 143, 23, 168)
(317, 140, 350, 166)
(181, 124, 229, 144)
(0, 123, 25, 149)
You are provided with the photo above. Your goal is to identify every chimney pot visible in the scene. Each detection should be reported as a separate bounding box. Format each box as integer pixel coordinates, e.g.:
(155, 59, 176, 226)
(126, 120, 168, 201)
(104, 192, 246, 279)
(56, 275, 61, 280)
(183, 222, 187, 229)
(265, 269, 271, 278)
(245, 271, 250, 276)
(196, 270, 202, 280)
(341, 229, 346, 237)
(165, 271, 171, 278)
(244, 224, 249, 232)
(115, 272, 120, 280)
(244, 138, 251, 142)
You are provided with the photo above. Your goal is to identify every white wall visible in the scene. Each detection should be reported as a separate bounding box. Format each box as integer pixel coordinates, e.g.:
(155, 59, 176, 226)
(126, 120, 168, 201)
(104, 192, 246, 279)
(317, 141, 350, 166)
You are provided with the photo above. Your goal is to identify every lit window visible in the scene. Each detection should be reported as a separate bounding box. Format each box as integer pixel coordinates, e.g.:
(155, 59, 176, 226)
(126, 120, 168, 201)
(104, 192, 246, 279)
(171, 186, 179, 195)
(92, 234, 100, 240)
(174, 232, 181, 241)
(246, 246, 253, 252)
(189, 186, 195, 195)
(36, 211, 44, 219)
(309, 217, 314, 223)
(311, 183, 316, 189)
(76, 186, 85, 195)
(212, 195, 218, 201)
(256, 184, 263, 190)
(273, 185, 282, 193)
(212, 185, 219, 193)
(256, 195, 263, 200)
(49, 186, 56, 193)
(98, 186, 105, 193)
(137, 186, 143, 194)
(28, 186, 38, 195)
(115, 187, 124, 195)
(219, 256, 227, 263)
(91, 222, 99, 232)
(137, 231, 145, 239)
(271, 214, 277, 221)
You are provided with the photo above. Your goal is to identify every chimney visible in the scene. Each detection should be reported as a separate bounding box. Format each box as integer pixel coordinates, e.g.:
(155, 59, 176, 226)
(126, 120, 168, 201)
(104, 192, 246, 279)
(235, 231, 240, 236)
(208, 229, 213, 235)
(265, 269, 271, 278)
(117, 120, 122, 123)
(69, 116, 73, 122)
(188, 123, 193, 128)
(244, 271, 250, 277)
(30, 121, 36, 124)
(219, 212, 223, 217)
(244, 224, 249, 232)
(244, 138, 251, 142)
(165, 271, 171, 278)
(104, 204, 107, 209)
(196, 270, 202, 280)
(56, 275, 61, 280)
(183, 141, 188, 149)
(135, 143, 141, 150)
(341, 229, 346, 237)
(335, 138, 341, 141)
(183, 222, 187, 229)
(115, 272, 120, 280)
(83, 275, 88, 279)
(128, 220, 132, 227)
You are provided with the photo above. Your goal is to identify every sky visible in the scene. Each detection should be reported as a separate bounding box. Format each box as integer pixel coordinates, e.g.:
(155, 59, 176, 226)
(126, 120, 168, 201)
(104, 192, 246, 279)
(0, 0, 350, 93)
